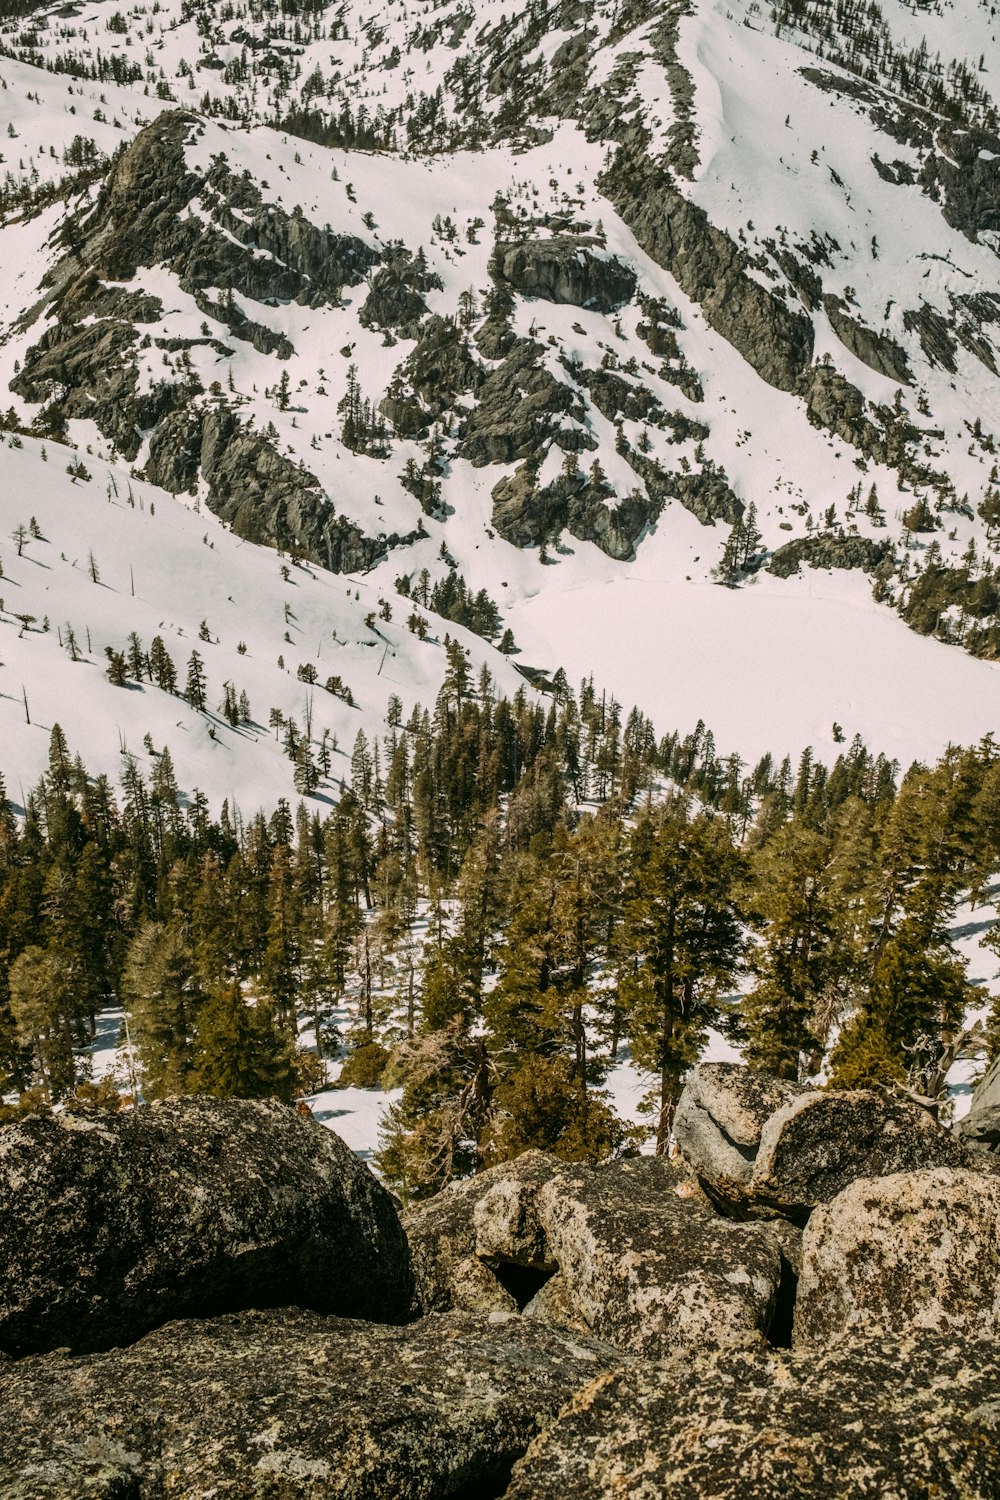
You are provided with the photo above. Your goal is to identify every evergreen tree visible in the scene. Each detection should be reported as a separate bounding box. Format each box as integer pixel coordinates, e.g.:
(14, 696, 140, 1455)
(618, 807, 746, 1152)
(122, 920, 204, 1097)
(185, 651, 207, 711)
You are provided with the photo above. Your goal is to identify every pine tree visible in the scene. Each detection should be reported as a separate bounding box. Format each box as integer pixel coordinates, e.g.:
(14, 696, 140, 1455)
(193, 985, 295, 1101)
(185, 651, 207, 710)
(122, 920, 204, 1097)
(618, 807, 746, 1152)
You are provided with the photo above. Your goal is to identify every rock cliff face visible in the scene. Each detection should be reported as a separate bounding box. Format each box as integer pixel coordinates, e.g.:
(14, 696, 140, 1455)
(11, 111, 389, 571)
(492, 238, 638, 312)
(0, 1075, 998, 1496)
(604, 158, 815, 394)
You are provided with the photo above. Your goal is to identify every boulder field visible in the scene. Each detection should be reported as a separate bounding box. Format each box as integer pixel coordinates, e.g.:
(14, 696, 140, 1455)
(0, 1067, 998, 1497)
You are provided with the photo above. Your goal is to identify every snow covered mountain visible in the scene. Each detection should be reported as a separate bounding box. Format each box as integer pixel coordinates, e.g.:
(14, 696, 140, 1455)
(1, 0, 1000, 805)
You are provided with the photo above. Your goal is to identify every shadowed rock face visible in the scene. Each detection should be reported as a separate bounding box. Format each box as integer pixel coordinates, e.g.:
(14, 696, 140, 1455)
(0, 1096, 412, 1356)
(750, 1089, 969, 1221)
(0, 1307, 624, 1500)
(504, 1333, 1000, 1500)
(795, 1166, 1000, 1346)
(492, 238, 638, 312)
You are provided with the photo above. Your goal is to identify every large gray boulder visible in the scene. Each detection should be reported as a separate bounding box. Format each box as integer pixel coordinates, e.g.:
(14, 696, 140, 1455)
(673, 1062, 807, 1213)
(0, 1097, 412, 1355)
(795, 1167, 1000, 1346)
(405, 1151, 790, 1356)
(675, 1065, 968, 1221)
(403, 1149, 564, 1315)
(505, 1333, 1000, 1499)
(0, 1307, 624, 1499)
(533, 1156, 787, 1357)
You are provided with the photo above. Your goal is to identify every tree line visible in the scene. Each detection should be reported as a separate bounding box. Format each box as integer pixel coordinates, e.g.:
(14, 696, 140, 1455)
(1, 664, 998, 1203)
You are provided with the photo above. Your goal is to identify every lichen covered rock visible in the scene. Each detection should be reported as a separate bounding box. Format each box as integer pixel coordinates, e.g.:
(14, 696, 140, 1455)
(505, 1333, 1000, 1499)
(750, 1088, 968, 1221)
(534, 1155, 786, 1356)
(0, 1307, 624, 1499)
(795, 1166, 1000, 1345)
(0, 1096, 411, 1355)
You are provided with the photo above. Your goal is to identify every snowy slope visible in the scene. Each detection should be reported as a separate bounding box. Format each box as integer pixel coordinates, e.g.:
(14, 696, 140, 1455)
(0, 0, 998, 792)
(0, 431, 528, 813)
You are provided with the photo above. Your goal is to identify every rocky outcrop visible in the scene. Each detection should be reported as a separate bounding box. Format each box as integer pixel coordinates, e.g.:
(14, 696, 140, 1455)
(603, 157, 814, 392)
(383, 315, 484, 433)
(11, 110, 389, 566)
(921, 124, 1000, 244)
(795, 1167, 1000, 1345)
(505, 1333, 1000, 1499)
(492, 238, 637, 312)
(0, 1307, 624, 1499)
(673, 1062, 808, 1214)
(359, 246, 444, 340)
(674, 1065, 968, 1220)
(0, 1097, 411, 1356)
(460, 337, 593, 470)
(144, 403, 392, 572)
(80, 110, 375, 304)
(406, 1150, 789, 1357)
(490, 461, 660, 560)
(768, 531, 892, 579)
(797, 364, 888, 458)
(823, 296, 912, 383)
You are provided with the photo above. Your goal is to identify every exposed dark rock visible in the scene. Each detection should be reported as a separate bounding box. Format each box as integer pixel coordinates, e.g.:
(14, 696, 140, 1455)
(359, 246, 443, 339)
(460, 339, 590, 467)
(505, 1333, 1000, 1498)
(795, 1167, 1000, 1345)
(384, 315, 484, 433)
(0, 1308, 624, 1499)
(903, 301, 959, 373)
(603, 157, 815, 392)
(492, 237, 637, 312)
(921, 125, 1000, 244)
(768, 531, 892, 579)
(625, 447, 743, 526)
(11, 318, 195, 462)
(490, 460, 660, 560)
(823, 296, 912, 383)
(0, 1097, 411, 1356)
(78, 111, 375, 304)
(144, 404, 391, 572)
(674, 1067, 971, 1222)
(566, 358, 708, 441)
(797, 364, 887, 458)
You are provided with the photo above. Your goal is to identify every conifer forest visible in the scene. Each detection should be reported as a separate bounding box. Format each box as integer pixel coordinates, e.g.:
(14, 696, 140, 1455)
(3, 654, 997, 1200)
